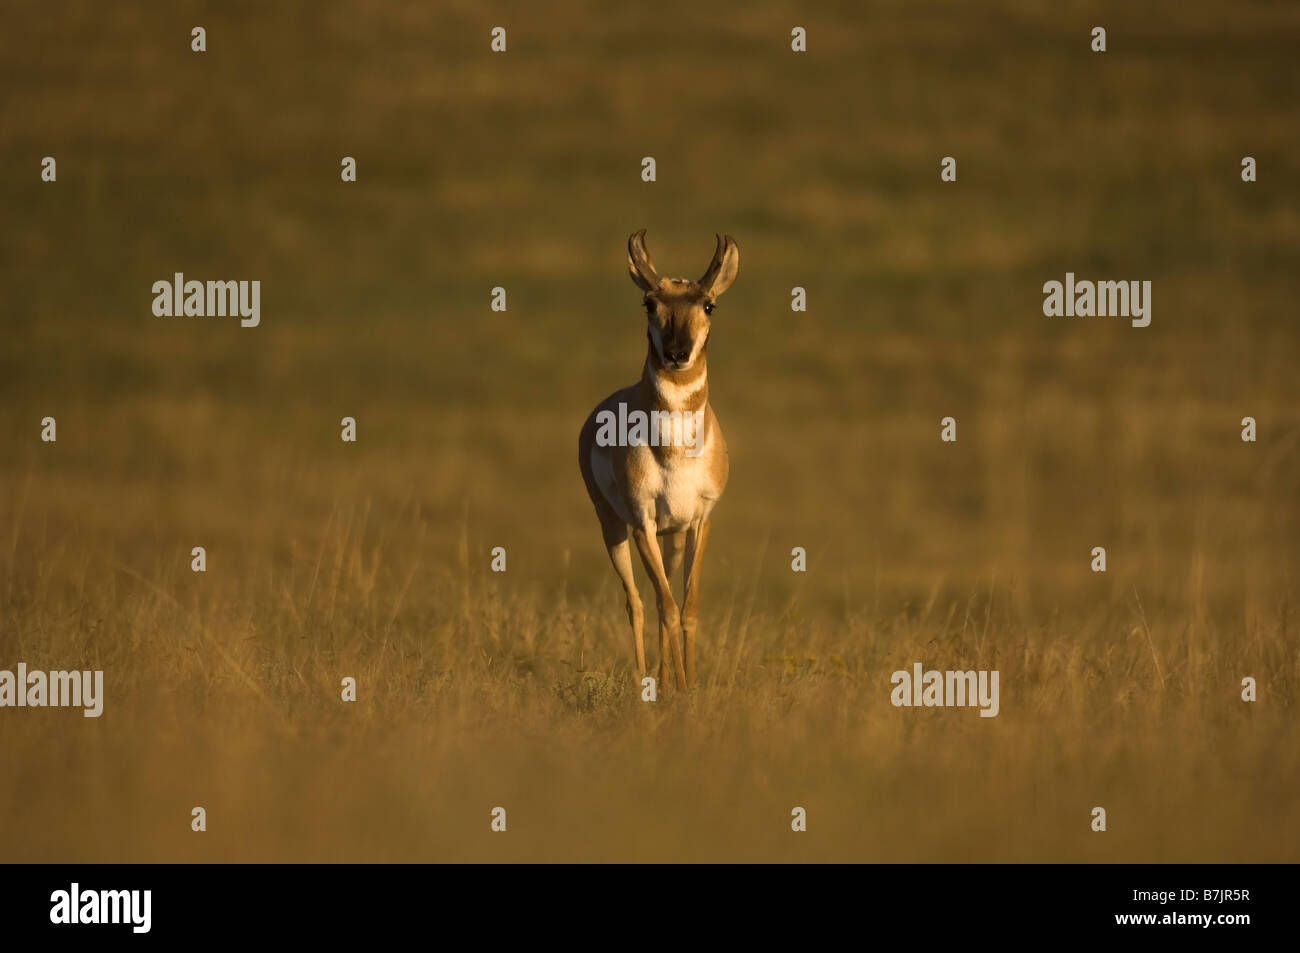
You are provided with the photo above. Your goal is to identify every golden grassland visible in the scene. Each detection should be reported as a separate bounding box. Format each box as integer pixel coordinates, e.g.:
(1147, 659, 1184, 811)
(1, 1, 1298, 861)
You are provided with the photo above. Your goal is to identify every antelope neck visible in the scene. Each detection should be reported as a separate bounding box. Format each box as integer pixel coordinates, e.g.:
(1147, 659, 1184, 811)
(642, 347, 709, 413)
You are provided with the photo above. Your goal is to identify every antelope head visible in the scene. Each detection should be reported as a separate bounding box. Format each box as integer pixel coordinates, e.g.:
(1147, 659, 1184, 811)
(627, 229, 740, 373)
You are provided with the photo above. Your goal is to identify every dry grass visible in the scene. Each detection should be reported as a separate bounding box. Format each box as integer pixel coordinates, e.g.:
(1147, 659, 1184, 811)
(1, 503, 1296, 862)
(1, 0, 1298, 861)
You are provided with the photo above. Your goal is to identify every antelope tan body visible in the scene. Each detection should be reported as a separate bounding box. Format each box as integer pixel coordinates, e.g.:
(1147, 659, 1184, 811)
(578, 230, 739, 688)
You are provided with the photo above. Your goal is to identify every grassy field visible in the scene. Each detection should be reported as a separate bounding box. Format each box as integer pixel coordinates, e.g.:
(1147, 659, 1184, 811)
(1, 0, 1298, 862)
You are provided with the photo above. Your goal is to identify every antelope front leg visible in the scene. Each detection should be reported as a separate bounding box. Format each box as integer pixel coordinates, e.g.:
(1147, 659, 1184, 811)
(603, 530, 646, 674)
(632, 523, 687, 690)
(681, 519, 711, 688)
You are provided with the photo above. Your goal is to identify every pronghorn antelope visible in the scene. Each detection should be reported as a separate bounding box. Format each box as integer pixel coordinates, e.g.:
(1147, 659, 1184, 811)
(578, 230, 739, 689)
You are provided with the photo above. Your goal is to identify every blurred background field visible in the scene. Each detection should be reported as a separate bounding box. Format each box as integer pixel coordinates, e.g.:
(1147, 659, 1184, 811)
(0, 0, 1297, 861)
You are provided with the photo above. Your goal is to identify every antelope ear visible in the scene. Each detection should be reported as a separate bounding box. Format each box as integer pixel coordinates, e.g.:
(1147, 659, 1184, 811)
(698, 234, 739, 297)
(627, 229, 662, 292)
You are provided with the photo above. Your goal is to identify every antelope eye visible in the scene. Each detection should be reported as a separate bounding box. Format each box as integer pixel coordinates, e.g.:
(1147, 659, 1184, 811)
(703, 301, 715, 315)
(644, 299, 655, 316)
